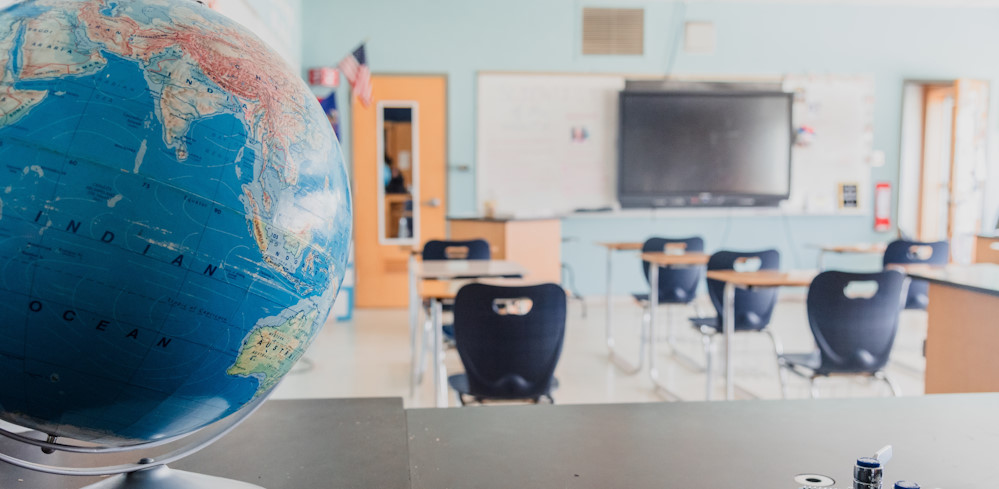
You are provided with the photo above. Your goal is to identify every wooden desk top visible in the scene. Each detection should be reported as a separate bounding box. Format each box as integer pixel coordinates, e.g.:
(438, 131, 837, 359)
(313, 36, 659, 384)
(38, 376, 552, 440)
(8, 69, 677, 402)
(596, 241, 643, 251)
(639, 252, 710, 266)
(408, 394, 999, 488)
(906, 263, 999, 298)
(420, 278, 546, 300)
(705, 269, 817, 288)
(416, 259, 526, 280)
(818, 243, 887, 254)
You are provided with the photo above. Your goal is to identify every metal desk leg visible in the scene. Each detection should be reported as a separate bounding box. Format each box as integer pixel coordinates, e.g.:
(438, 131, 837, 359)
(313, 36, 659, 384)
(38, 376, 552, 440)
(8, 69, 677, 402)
(605, 247, 614, 351)
(432, 299, 447, 408)
(408, 254, 419, 397)
(607, 249, 643, 374)
(723, 281, 736, 401)
(817, 250, 826, 271)
(648, 265, 680, 400)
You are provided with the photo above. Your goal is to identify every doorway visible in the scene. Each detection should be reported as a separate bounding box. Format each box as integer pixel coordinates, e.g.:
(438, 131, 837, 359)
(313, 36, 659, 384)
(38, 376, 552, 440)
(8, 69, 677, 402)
(352, 75, 447, 308)
(898, 79, 989, 264)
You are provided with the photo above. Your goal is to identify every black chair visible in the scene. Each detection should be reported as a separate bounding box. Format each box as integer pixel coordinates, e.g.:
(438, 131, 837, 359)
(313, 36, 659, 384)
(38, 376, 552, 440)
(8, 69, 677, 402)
(633, 237, 706, 345)
(416, 239, 492, 383)
(447, 283, 567, 405)
(778, 270, 907, 398)
(422, 239, 491, 261)
(882, 239, 948, 310)
(689, 250, 783, 397)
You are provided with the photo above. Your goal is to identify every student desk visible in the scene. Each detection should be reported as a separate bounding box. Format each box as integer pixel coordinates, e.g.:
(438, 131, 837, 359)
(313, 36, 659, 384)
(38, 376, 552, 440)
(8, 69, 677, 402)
(704, 269, 817, 401)
(816, 243, 887, 269)
(407, 394, 999, 488)
(409, 258, 526, 407)
(595, 242, 645, 371)
(906, 264, 999, 394)
(0, 398, 411, 489)
(642, 252, 710, 398)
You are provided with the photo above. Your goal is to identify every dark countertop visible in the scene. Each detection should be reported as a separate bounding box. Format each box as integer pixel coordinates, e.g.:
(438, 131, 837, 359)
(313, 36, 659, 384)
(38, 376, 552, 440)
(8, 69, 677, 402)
(907, 263, 999, 298)
(408, 394, 999, 488)
(1, 397, 411, 489)
(448, 216, 560, 222)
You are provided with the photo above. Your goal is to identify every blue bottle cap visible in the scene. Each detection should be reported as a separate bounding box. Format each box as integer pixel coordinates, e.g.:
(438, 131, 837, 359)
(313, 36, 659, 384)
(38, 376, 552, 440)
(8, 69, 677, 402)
(857, 457, 882, 468)
(894, 482, 920, 489)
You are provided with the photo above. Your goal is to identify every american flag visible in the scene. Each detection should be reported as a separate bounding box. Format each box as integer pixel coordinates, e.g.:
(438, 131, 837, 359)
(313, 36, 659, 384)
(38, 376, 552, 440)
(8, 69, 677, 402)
(338, 44, 371, 107)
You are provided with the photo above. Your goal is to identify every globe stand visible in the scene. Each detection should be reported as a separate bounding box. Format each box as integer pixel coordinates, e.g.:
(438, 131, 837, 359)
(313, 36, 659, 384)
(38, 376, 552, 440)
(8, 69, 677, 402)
(0, 393, 271, 488)
(82, 464, 263, 489)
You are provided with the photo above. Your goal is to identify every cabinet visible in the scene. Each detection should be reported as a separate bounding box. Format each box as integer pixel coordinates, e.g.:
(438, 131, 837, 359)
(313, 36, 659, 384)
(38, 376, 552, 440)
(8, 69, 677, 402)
(449, 218, 561, 283)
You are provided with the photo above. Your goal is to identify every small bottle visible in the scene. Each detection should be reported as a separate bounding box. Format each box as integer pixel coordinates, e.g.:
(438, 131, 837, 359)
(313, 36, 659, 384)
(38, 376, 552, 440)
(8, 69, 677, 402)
(398, 216, 410, 238)
(854, 457, 883, 489)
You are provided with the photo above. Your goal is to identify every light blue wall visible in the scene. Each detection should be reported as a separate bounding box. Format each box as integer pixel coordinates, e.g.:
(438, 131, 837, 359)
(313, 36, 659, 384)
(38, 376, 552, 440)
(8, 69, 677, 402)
(302, 1, 998, 296)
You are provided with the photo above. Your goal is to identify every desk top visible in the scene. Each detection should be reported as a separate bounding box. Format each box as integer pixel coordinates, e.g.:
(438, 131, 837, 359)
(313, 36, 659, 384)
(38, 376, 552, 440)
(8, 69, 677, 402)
(417, 259, 525, 280)
(705, 269, 817, 287)
(906, 263, 999, 298)
(640, 252, 710, 266)
(818, 243, 887, 254)
(408, 394, 999, 488)
(596, 241, 644, 251)
(1, 398, 411, 489)
(420, 278, 547, 300)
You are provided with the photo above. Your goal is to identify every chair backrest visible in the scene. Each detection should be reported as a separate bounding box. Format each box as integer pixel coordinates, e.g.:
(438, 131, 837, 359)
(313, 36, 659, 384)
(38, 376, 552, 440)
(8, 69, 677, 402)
(882, 239, 948, 310)
(422, 239, 491, 261)
(706, 250, 781, 331)
(452, 283, 567, 400)
(806, 270, 907, 373)
(640, 237, 705, 304)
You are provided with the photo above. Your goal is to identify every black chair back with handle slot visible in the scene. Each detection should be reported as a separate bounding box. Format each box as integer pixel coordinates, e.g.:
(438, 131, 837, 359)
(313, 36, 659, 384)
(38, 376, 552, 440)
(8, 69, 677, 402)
(448, 283, 566, 404)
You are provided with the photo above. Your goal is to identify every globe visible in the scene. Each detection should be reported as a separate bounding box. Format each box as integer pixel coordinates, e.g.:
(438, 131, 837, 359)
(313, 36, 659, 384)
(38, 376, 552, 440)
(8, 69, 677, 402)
(0, 0, 351, 446)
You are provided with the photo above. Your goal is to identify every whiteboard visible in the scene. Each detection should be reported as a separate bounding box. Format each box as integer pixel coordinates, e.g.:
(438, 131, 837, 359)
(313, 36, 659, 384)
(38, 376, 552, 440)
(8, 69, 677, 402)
(782, 75, 876, 215)
(476, 72, 874, 217)
(477, 73, 623, 217)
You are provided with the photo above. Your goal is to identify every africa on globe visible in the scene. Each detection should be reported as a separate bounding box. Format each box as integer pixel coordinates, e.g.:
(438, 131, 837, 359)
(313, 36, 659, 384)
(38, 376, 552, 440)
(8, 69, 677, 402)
(0, 0, 351, 446)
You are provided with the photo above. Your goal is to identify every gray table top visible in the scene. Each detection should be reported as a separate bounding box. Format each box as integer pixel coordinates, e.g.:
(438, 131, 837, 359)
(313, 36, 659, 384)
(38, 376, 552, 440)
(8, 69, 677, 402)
(1, 397, 411, 489)
(407, 394, 999, 489)
(908, 263, 999, 298)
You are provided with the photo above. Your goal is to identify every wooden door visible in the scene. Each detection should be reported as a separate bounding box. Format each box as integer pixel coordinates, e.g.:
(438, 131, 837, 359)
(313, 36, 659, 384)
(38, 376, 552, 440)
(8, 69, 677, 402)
(353, 75, 447, 308)
(916, 85, 954, 242)
(948, 79, 989, 264)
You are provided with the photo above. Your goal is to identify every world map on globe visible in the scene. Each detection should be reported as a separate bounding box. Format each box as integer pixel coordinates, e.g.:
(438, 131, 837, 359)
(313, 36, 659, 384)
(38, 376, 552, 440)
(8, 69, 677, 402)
(0, 0, 351, 445)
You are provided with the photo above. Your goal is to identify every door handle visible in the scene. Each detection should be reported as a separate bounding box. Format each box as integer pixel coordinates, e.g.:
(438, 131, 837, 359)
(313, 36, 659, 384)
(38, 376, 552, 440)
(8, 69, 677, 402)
(422, 198, 441, 208)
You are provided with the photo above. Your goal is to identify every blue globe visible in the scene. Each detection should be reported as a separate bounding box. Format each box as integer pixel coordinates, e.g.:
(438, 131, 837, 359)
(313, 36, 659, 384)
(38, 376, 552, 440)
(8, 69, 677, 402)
(0, 0, 351, 445)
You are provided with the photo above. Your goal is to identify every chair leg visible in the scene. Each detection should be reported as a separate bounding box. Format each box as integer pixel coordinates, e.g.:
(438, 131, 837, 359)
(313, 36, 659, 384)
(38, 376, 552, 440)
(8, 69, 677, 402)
(876, 371, 901, 397)
(762, 329, 788, 399)
(809, 376, 820, 399)
(702, 333, 714, 400)
(416, 314, 432, 384)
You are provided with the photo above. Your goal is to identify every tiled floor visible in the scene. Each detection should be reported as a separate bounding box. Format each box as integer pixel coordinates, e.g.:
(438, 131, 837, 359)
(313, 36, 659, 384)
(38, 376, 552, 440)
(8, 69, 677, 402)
(273, 293, 927, 407)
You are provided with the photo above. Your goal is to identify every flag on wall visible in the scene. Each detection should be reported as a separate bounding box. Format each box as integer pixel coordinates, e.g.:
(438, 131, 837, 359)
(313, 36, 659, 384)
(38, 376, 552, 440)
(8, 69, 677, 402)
(338, 43, 372, 107)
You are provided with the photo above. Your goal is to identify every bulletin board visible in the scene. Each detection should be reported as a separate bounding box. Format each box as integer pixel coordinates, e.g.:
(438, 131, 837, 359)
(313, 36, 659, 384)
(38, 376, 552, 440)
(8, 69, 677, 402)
(782, 74, 876, 215)
(476, 72, 624, 217)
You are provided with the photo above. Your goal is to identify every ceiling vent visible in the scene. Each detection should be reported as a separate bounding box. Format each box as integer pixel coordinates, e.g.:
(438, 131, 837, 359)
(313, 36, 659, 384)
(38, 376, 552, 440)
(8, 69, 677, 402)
(582, 7, 644, 56)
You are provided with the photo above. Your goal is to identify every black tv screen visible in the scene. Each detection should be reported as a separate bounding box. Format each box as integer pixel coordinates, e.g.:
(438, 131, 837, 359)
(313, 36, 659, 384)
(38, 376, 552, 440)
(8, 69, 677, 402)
(618, 90, 793, 207)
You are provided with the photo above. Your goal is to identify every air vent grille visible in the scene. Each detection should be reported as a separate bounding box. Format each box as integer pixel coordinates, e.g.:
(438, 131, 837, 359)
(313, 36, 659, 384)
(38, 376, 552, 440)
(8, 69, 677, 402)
(582, 7, 644, 55)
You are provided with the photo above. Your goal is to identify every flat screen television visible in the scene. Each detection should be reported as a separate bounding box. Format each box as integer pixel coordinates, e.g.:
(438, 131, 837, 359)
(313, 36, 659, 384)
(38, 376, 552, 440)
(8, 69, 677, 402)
(617, 90, 793, 208)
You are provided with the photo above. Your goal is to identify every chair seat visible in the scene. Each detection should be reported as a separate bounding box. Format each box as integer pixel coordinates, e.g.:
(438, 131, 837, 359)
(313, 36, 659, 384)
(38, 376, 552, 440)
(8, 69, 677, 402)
(688, 316, 767, 333)
(448, 374, 558, 401)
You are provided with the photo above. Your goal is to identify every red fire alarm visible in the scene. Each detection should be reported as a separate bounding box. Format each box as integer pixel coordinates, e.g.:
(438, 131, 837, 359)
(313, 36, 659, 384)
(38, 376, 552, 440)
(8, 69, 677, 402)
(874, 182, 891, 232)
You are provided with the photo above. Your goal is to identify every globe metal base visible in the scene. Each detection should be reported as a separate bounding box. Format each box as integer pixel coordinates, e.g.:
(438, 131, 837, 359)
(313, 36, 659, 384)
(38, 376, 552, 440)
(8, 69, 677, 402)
(82, 465, 264, 489)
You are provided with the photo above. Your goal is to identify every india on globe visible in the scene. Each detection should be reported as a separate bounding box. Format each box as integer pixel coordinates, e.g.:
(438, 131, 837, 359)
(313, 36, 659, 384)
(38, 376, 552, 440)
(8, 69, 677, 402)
(0, 0, 351, 445)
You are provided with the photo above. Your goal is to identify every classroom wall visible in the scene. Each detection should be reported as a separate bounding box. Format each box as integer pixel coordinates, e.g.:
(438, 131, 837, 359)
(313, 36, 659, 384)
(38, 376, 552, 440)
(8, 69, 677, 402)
(302, 0, 999, 296)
